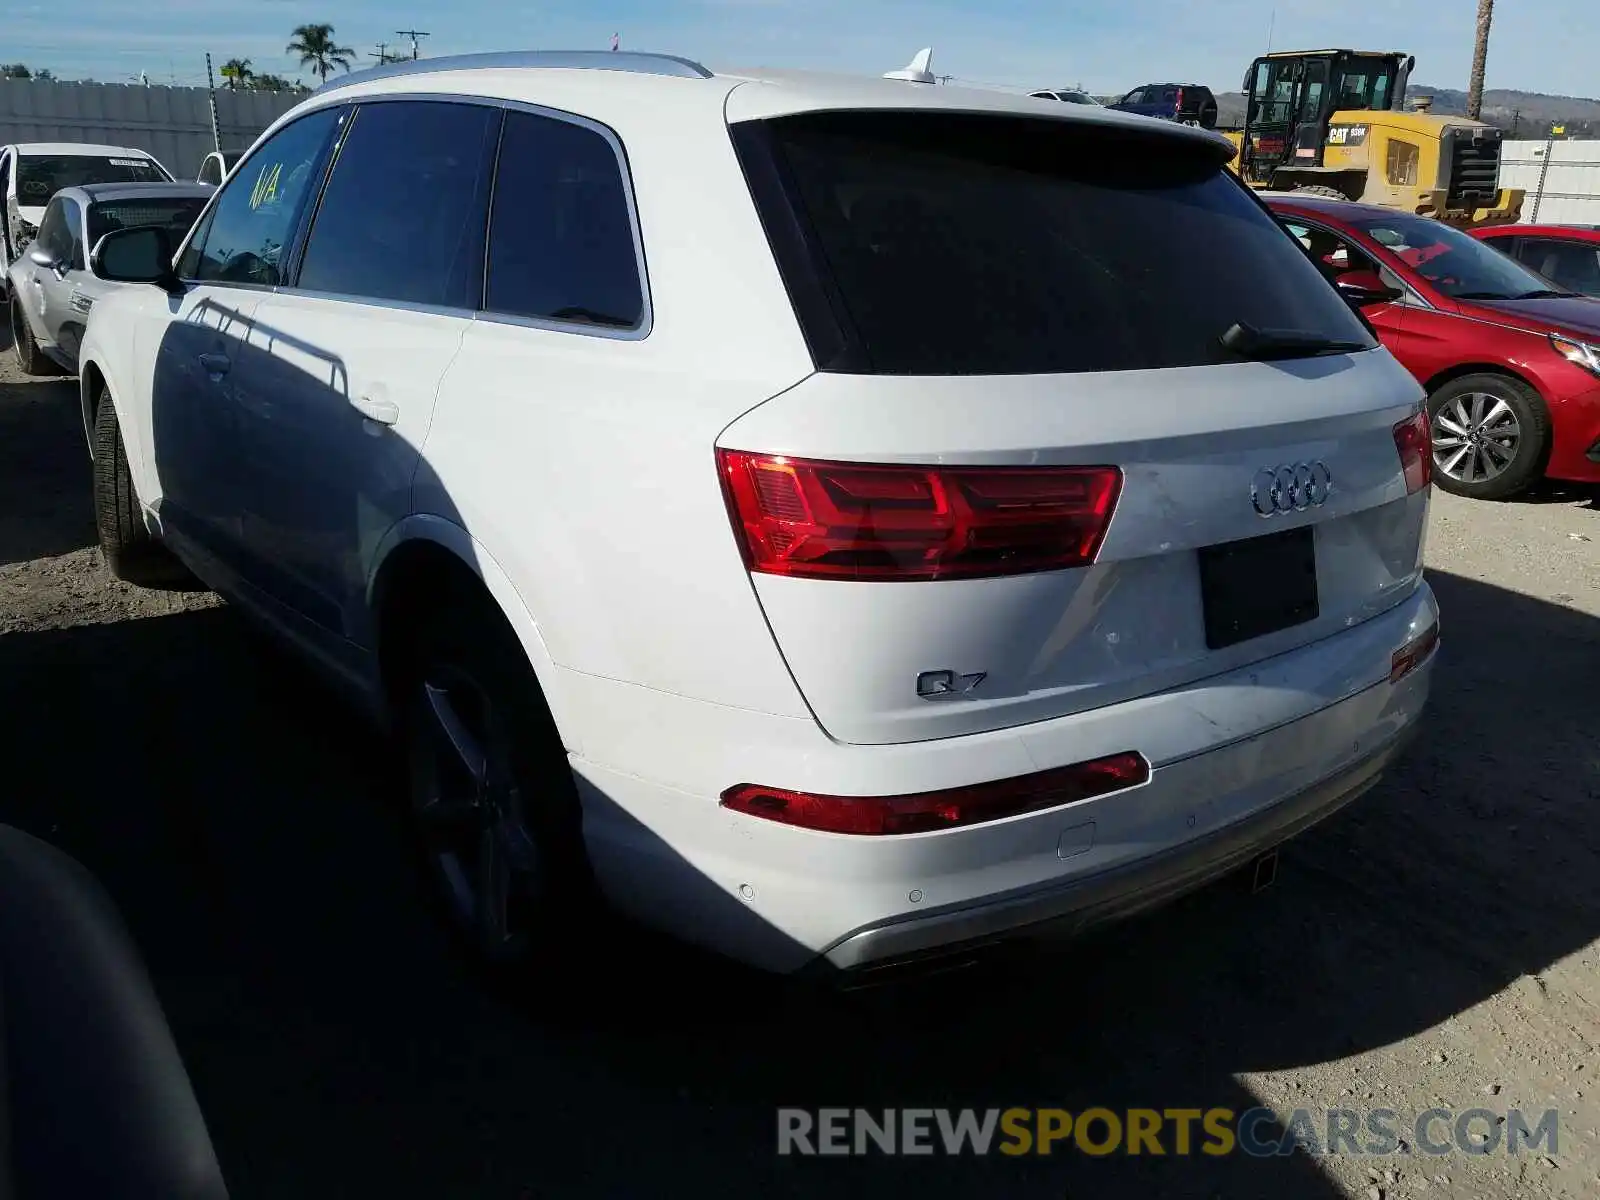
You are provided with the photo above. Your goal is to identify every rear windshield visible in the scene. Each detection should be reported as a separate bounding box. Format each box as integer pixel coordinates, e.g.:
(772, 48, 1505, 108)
(88, 197, 209, 247)
(17, 154, 167, 202)
(740, 112, 1374, 375)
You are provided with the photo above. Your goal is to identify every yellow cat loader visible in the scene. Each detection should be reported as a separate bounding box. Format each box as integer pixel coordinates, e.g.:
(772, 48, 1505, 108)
(1222, 49, 1523, 227)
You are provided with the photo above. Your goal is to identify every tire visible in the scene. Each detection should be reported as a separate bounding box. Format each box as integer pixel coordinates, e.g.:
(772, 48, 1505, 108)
(10, 291, 65, 377)
(1291, 184, 1349, 200)
(91, 389, 194, 586)
(393, 577, 596, 971)
(1426, 373, 1550, 501)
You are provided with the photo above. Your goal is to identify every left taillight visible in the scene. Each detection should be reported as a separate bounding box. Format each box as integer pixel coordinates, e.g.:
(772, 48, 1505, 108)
(716, 450, 1122, 582)
(1392, 410, 1432, 495)
(720, 752, 1150, 836)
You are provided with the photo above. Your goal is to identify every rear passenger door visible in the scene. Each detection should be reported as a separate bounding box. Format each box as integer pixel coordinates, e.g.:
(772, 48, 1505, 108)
(238, 97, 501, 659)
(427, 107, 649, 642)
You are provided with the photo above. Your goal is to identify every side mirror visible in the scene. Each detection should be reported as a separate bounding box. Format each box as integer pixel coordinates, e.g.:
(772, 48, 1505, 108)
(91, 225, 181, 293)
(1336, 269, 1404, 307)
(28, 244, 62, 272)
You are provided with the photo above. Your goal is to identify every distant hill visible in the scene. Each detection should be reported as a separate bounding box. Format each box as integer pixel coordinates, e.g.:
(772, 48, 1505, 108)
(1214, 84, 1600, 137)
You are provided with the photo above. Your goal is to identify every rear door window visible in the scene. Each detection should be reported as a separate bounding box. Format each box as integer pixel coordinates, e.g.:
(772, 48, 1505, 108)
(738, 112, 1375, 375)
(296, 99, 501, 308)
(482, 109, 646, 330)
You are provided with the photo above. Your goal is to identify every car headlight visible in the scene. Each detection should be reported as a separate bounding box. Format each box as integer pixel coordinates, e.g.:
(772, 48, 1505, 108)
(1551, 333, 1600, 378)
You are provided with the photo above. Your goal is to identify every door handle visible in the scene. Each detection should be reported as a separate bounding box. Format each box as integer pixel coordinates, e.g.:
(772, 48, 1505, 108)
(350, 394, 399, 426)
(198, 352, 230, 377)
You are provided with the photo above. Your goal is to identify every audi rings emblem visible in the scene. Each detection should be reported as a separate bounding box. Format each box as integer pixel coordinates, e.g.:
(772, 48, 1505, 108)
(1251, 462, 1333, 516)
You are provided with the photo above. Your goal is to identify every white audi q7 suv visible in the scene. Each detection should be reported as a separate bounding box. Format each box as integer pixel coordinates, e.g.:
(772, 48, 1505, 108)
(77, 50, 1439, 977)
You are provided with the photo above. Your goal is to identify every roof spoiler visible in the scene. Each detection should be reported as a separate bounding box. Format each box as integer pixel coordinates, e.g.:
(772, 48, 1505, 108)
(884, 48, 936, 85)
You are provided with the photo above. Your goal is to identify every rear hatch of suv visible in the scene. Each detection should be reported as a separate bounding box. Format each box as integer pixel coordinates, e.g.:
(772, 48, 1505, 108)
(1175, 85, 1217, 127)
(720, 109, 1430, 747)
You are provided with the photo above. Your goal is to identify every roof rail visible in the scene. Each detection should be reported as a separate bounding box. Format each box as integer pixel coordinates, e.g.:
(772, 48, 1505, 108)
(313, 50, 714, 95)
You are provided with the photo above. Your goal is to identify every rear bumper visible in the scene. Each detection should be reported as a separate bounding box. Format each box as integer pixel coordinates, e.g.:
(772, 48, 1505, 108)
(815, 723, 1410, 975)
(568, 582, 1438, 974)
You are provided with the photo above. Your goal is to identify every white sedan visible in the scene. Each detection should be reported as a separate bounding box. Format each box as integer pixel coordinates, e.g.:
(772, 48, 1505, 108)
(1, 142, 172, 289)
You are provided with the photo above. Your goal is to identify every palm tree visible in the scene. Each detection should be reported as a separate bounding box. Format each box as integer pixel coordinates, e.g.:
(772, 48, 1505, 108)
(1466, 0, 1494, 121)
(220, 58, 253, 90)
(286, 23, 355, 83)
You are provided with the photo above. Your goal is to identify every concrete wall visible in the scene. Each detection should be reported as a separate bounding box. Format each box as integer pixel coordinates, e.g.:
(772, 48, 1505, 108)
(0, 79, 302, 181)
(1501, 139, 1600, 225)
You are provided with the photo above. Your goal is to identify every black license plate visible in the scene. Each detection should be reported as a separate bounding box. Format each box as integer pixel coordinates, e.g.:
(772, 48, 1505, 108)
(1198, 526, 1318, 650)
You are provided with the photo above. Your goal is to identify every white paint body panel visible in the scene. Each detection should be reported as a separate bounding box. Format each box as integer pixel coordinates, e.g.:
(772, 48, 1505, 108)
(73, 56, 1439, 973)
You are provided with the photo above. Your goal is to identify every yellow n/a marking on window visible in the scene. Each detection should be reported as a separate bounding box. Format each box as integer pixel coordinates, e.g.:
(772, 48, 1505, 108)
(249, 162, 283, 210)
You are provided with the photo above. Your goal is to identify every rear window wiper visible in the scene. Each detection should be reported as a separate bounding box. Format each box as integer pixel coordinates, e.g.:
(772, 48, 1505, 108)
(1219, 322, 1369, 361)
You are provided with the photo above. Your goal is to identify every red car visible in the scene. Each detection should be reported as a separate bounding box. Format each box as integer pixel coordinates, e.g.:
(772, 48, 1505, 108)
(1267, 195, 1600, 500)
(1470, 223, 1600, 298)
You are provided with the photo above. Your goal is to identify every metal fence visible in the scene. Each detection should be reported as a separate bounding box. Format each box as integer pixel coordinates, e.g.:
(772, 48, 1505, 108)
(1500, 138, 1600, 225)
(0, 79, 301, 182)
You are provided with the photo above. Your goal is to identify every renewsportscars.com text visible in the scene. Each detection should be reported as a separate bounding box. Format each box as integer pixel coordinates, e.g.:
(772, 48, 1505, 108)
(777, 1106, 1560, 1158)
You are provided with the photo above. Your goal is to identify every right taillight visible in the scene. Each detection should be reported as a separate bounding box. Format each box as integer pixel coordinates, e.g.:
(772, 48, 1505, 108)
(716, 450, 1122, 582)
(1393, 411, 1432, 494)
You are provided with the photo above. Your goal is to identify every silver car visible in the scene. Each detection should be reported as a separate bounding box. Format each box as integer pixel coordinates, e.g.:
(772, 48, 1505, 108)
(6, 182, 212, 376)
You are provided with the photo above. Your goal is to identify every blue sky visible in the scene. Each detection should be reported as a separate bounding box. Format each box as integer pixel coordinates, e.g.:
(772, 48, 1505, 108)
(7, 0, 1596, 98)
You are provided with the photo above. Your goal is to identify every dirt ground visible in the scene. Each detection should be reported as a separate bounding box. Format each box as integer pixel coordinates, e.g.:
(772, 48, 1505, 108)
(1, 346, 1597, 1200)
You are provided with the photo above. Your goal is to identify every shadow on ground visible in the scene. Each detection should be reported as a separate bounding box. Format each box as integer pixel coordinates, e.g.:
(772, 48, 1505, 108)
(0, 374, 93, 567)
(1514, 478, 1600, 509)
(0, 391, 1595, 1198)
